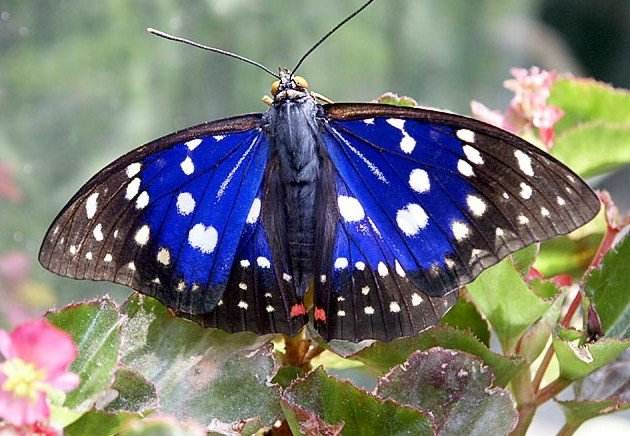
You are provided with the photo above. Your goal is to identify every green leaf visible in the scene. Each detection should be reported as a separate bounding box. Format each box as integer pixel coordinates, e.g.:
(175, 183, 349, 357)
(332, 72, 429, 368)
(375, 92, 418, 107)
(65, 410, 138, 436)
(528, 279, 560, 300)
(118, 294, 282, 426)
(282, 367, 433, 436)
(552, 122, 630, 178)
(549, 78, 630, 134)
(348, 326, 523, 387)
(440, 297, 490, 346)
(535, 232, 603, 278)
(552, 336, 630, 380)
(104, 368, 158, 414)
(585, 235, 630, 339)
(375, 348, 517, 435)
(517, 294, 564, 364)
(466, 259, 549, 351)
(47, 297, 121, 412)
(511, 244, 539, 275)
(557, 399, 628, 432)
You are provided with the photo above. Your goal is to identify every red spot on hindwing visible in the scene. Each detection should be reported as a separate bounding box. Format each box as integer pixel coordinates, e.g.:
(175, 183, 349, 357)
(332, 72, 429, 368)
(314, 307, 326, 322)
(290, 303, 306, 318)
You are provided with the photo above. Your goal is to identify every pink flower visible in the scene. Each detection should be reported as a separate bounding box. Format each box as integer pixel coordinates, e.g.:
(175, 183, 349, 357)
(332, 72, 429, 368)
(471, 67, 564, 148)
(0, 319, 79, 426)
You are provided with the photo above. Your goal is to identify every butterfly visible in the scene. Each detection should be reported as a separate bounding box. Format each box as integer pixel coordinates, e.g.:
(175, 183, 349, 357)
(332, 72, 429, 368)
(39, 2, 599, 342)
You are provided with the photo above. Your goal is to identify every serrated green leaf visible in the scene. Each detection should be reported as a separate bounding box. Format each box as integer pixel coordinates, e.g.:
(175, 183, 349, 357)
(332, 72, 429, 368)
(552, 122, 630, 178)
(104, 368, 158, 414)
(467, 259, 549, 352)
(282, 367, 433, 436)
(375, 348, 517, 435)
(440, 297, 490, 346)
(47, 297, 121, 412)
(118, 294, 282, 427)
(552, 337, 630, 380)
(348, 326, 523, 387)
(585, 235, 630, 339)
(549, 78, 630, 134)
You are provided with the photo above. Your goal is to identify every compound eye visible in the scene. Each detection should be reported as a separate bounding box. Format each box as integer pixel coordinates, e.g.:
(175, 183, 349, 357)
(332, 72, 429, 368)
(293, 75, 309, 89)
(271, 80, 280, 96)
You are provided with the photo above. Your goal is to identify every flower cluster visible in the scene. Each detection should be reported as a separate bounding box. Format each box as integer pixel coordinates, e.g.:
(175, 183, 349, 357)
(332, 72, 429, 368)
(471, 67, 564, 148)
(0, 319, 79, 433)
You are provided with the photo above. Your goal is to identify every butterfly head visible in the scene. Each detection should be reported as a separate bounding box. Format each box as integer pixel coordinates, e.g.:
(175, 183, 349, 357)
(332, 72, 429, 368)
(270, 68, 310, 102)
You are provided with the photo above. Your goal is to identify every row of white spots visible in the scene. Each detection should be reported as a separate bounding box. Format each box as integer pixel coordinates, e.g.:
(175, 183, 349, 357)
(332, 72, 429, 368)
(246, 198, 261, 224)
(338, 195, 365, 223)
(396, 203, 428, 236)
(386, 119, 416, 154)
(409, 168, 430, 193)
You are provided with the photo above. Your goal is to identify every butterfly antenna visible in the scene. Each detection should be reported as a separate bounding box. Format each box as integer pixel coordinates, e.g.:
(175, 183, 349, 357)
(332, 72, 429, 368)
(146, 28, 280, 79)
(291, 0, 376, 75)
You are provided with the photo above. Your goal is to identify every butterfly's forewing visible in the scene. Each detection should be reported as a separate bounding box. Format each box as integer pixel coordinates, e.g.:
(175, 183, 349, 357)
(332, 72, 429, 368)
(316, 103, 599, 340)
(39, 114, 306, 335)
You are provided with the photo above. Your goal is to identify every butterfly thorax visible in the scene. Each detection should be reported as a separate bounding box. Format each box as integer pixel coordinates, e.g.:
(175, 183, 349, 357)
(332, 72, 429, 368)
(262, 88, 327, 295)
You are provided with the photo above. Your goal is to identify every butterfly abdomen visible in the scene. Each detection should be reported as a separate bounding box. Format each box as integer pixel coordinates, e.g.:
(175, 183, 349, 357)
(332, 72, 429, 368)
(263, 95, 326, 295)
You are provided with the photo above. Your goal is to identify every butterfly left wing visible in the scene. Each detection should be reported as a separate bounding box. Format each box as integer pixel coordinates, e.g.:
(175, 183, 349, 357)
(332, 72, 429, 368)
(315, 103, 600, 341)
(39, 114, 307, 335)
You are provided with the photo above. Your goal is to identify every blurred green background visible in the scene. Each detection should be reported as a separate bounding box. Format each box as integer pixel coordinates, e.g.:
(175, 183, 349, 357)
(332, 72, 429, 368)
(1, 0, 629, 433)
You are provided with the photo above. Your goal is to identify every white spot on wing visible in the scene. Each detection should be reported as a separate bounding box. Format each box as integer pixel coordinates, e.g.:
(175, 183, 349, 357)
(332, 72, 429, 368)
(361, 286, 370, 295)
(334, 257, 348, 270)
(282, 273, 292, 282)
(355, 261, 365, 271)
(337, 310, 346, 317)
(125, 178, 141, 200)
(395, 259, 406, 277)
(104, 253, 113, 263)
(240, 259, 250, 268)
(457, 159, 474, 177)
(176, 192, 196, 215)
(514, 150, 534, 176)
(519, 182, 533, 200)
(180, 156, 195, 175)
(157, 247, 170, 265)
(396, 203, 429, 236)
(466, 195, 487, 217)
(409, 169, 430, 193)
(134, 225, 150, 246)
(451, 220, 469, 241)
(185, 139, 202, 151)
(135, 191, 150, 209)
(246, 198, 261, 224)
(188, 223, 218, 253)
(363, 118, 375, 125)
(386, 118, 416, 153)
(389, 301, 401, 313)
(238, 282, 247, 290)
(463, 145, 484, 165)
(257, 256, 271, 268)
(126, 162, 142, 178)
(364, 306, 375, 315)
(337, 195, 365, 222)
(93, 223, 104, 241)
(266, 305, 275, 313)
(378, 261, 389, 277)
(541, 207, 550, 217)
(411, 293, 423, 306)
(85, 192, 99, 219)
(69, 245, 77, 255)
(557, 196, 566, 206)
(456, 129, 475, 143)
(238, 300, 248, 310)
(517, 215, 530, 225)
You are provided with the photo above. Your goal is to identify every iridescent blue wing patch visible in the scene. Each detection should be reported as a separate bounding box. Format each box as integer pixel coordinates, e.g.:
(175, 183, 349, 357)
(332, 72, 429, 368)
(315, 103, 599, 340)
(39, 114, 306, 335)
